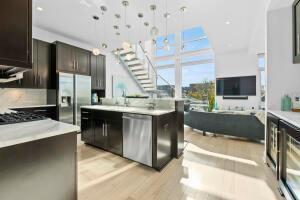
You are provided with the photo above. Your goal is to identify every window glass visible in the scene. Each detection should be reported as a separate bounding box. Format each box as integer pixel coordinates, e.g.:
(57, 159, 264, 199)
(182, 38, 211, 52)
(182, 63, 215, 111)
(156, 60, 175, 67)
(157, 68, 175, 97)
(182, 27, 205, 42)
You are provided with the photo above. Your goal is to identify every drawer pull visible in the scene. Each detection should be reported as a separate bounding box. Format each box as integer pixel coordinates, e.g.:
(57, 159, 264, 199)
(33, 110, 47, 112)
(82, 112, 90, 114)
(82, 117, 89, 120)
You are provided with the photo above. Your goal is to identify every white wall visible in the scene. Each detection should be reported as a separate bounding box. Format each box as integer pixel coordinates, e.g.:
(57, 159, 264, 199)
(267, 5, 300, 110)
(33, 26, 143, 98)
(215, 49, 261, 110)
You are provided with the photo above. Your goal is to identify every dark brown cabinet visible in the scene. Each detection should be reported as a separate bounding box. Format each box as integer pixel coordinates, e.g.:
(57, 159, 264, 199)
(91, 54, 105, 90)
(81, 109, 123, 156)
(22, 39, 51, 89)
(0, 0, 32, 69)
(293, 0, 300, 63)
(54, 42, 90, 75)
(0, 39, 51, 89)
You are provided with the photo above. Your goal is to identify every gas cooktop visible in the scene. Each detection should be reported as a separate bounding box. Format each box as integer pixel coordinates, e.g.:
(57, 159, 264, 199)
(0, 111, 47, 125)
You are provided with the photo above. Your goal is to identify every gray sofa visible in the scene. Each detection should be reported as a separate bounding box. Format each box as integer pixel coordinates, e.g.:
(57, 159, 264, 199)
(184, 110, 265, 140)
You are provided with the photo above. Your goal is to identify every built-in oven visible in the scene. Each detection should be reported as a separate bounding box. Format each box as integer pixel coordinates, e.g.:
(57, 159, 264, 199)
(266, 113, 281, 179)
(279, 120, 300, 200)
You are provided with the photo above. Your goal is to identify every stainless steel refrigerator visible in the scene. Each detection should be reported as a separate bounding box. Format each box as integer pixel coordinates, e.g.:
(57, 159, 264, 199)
(58, 72, 91, 126)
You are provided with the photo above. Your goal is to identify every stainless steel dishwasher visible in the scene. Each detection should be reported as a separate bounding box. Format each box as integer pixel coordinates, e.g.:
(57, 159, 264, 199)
(123, 113, 152, 167)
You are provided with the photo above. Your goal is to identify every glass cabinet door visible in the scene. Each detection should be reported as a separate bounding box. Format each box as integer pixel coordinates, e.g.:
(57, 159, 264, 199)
(268, 121, 278, 166)
(285, 133, 300, 199)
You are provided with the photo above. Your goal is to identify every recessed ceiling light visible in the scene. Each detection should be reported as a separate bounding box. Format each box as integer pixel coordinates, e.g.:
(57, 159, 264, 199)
(225, 21, 231, 25)
(36, 6, 44, 11)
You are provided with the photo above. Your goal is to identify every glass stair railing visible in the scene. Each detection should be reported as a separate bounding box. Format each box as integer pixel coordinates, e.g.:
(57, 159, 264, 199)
(113, 42, 175, 98)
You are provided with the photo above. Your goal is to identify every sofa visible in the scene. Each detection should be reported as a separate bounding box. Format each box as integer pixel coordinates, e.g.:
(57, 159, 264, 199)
(184, 110, 265, 140)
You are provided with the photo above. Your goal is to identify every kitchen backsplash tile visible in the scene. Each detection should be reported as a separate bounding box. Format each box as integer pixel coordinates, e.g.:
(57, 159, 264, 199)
(0, 88, 47, 109)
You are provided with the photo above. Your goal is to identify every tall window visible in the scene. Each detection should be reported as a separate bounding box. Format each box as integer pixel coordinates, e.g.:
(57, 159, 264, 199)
(258, 53, 266, 109)
(154, 26, 215, 105)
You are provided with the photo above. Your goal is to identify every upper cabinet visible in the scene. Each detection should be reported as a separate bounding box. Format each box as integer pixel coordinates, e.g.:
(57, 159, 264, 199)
(0, 39, 51, 89)
(91, 54, 106, 90)
(54, 42, 90, 75)
(22, 39, 51, 89)
(0, 0, 32, 69)
(293, 0, 300, 63)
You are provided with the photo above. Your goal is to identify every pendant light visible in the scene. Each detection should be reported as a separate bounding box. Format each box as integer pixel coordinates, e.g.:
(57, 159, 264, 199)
(125, 24, 134, 60)
(180, 6, 187, 50)
(144, 22, 149, 55)
(150, 4, 159, 39)
(92, 15, 100, 56)
(122, 1, 131, 50)
(100, 6, 108, 49)
(163, 0, 171, 52)
(138, 13, 144, 43)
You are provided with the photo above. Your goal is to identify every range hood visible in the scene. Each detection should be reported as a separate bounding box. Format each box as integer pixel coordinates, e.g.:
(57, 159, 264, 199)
(0, 65, 28, 83)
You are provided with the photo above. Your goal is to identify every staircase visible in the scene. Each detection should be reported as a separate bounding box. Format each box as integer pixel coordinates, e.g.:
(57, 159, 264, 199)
(113, 42, 175, 97)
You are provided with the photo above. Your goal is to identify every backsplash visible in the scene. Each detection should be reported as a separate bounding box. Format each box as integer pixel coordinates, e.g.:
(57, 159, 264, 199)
(101, 98, 176, 110)
(0, 88, 47, 109)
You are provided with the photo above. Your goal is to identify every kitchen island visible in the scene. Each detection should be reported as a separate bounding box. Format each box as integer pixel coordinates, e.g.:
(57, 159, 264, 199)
(80, 104, 183, 171)
(0, 114, 80, 200)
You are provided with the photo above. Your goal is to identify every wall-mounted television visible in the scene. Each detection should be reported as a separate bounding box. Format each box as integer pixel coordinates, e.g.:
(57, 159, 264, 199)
(216, 76, 256, 96)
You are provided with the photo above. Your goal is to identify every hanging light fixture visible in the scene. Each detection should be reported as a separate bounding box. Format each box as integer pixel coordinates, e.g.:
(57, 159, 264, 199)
(150, 4, 159, 39)
(163, 0, 171, 52)
(100, 6, 108, 49)
(122, 1, 131, 50)
(92, 15, 100, 55)
(125, 24, 134, 60)
(180, 6, 187, 50)
(138, 13, 144, 43)
(144, 22, 149, 55)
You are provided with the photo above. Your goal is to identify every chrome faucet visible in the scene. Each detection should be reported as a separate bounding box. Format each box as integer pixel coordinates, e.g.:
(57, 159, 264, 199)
(124, 98, 130, 107)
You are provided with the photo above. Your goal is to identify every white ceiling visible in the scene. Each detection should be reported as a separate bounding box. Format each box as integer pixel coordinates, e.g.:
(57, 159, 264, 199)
(33, 0, 268, 54)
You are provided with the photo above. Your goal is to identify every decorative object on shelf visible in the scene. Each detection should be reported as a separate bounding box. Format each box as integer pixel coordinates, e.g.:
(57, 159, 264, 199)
(92, 15, 101, 56)
(292, 94, 300, 111)
(122, 1, 131, 50)
(180, 6, 187, 50)
(281, 94, 292, 111)
(100, 5, 108, 49)
(163, 0, 171, 52)
(150, 4, 159, 40)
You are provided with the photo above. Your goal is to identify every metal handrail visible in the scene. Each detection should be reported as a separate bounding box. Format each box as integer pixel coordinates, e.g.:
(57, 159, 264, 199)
(137, 42, 175, 90)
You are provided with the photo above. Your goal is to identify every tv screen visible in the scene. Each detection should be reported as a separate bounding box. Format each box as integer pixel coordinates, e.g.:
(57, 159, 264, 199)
(216, 76, 256, 96)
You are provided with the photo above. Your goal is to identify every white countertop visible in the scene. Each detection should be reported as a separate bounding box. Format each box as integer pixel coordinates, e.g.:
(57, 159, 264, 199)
(268, 110, 300, 128)
(81, 105, 175, 116)
(0, 119, 80, 148)
(8, 104, 57, 109)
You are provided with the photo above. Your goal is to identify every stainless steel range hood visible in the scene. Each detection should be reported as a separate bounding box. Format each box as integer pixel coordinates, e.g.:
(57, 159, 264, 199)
(0, 65, 28, 83)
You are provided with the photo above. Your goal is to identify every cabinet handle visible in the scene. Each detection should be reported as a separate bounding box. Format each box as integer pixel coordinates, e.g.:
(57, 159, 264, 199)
(73, 60, 76, 70)
(33, 109, 47, 112)
(39, 75, 42, 86)
(82, 111, 90, 114)
(102, 124, 105, 136)
(100, 80, 102, 87)
(34, 75, 37, 85)
(297, 34, 300, 54)
(82, 117, 89, 120)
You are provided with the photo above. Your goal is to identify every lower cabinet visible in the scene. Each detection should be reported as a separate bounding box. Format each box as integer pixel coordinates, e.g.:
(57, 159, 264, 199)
(81, 109, 123, 156)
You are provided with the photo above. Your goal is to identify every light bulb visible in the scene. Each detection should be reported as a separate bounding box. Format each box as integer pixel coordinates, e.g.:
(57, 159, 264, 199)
(122, 41, 131, 50)
(150, 26, 159, 37)
(102, 43, 108, 49)
(163, 38, 170, 51)
(92, 48, 100, 56)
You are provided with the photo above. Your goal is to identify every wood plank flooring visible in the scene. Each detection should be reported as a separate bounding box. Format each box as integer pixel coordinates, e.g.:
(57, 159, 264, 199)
(78, 128, 284, 200)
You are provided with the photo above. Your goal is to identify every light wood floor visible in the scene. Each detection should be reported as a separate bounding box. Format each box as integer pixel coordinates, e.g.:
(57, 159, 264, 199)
(78, 128, 284, 200)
